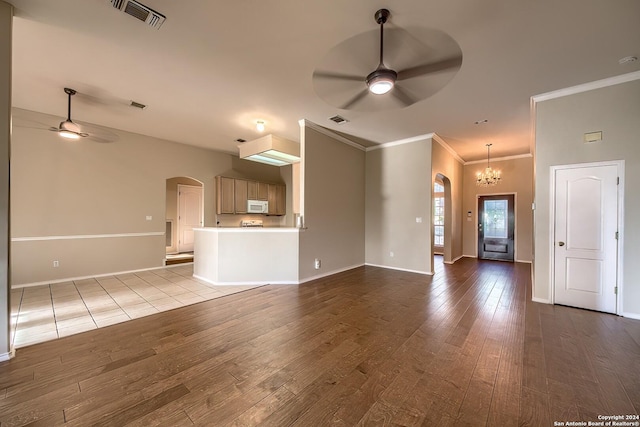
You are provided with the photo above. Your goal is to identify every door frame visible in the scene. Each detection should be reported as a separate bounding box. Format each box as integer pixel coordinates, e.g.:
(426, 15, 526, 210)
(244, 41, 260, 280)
(475, 192, 518, 261)
(177, 184, 204, 253)
(548, 160, 625, 314)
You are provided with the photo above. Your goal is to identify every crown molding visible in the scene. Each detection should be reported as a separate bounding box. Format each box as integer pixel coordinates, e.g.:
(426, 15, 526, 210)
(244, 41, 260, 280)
(298, 119, 366, 151)
(464, 152, 533, 165)
(365, 132, 434, 152)
(531, 70, 640, 103)
(432, 133, 464, 164)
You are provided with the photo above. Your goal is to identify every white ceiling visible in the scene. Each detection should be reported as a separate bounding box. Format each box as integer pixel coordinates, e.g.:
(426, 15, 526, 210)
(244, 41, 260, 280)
(7, 0, 640, 162)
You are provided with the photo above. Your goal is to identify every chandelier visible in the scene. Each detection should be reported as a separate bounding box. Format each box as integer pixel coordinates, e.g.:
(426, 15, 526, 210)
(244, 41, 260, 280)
(476, 143, 501, 186)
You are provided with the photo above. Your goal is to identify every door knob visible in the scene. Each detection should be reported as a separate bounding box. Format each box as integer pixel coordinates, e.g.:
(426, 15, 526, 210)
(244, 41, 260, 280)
(558, 241, 565, 246)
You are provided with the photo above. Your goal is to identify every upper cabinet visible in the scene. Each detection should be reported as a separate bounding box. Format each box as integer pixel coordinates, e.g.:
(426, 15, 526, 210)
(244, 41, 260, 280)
(234, 179, 248, 213)
(216, 176, 285, 216)
(268, 184, 286, 215)
(216, 176, 235, 214)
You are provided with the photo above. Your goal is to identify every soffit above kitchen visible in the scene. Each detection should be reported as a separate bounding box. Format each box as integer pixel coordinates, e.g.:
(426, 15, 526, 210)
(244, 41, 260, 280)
(7, 0, 640, 162)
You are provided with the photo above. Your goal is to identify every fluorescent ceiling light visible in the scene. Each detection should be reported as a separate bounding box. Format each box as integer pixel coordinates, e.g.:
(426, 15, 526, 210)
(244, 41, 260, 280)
(238, 134, 300, 167)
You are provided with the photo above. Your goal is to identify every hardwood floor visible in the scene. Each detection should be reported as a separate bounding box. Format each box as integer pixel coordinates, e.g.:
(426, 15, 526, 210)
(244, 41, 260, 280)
(0, 258, 638, 426)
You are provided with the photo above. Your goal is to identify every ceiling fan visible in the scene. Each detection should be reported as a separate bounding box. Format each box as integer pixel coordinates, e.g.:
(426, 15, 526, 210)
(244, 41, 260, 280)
(48, 87, 118, 143)
(312, 8, 463, 111)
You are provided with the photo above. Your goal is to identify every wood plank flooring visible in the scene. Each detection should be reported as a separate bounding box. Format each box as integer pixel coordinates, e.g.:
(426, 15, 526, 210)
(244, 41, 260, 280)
(0, 258, 638, 426)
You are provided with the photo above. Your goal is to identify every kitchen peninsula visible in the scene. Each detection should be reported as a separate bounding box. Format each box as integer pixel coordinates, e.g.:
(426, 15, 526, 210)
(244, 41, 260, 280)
(193, 227, 299, 285)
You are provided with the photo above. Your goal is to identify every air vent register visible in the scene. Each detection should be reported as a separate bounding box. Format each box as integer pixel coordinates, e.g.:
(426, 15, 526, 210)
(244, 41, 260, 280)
(109, 0, 166, 29)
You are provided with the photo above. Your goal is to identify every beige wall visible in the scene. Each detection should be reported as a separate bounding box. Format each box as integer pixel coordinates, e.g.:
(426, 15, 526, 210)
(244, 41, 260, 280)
(431, 139, 464, 263)
(365, 137, 434, 274)
(10, 108, 281, 285)
(534, 78, 640, 317)
(462, 156, 534, 262)
(299, 126, 365, 280)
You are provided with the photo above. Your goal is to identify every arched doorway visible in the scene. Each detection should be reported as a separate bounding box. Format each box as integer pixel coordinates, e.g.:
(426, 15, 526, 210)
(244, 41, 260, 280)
(165, 177, 203, 264)
(433, 173, 453, 264)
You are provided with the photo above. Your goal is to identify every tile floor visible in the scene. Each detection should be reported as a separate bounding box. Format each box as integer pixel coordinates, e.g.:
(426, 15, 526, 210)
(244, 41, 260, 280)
(10, 264, 261, 349)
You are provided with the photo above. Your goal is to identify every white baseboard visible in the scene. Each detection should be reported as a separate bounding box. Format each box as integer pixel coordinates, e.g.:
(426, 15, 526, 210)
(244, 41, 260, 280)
(364, 263, 433, 276)
(443, 254, 465, 265)
(532, 296, 551, 304)
(622, 311, 640, 320)
(516, 259, 533, 264)
(193, 274, 295, 286)
(0, 347, 15, 362)
(298, 263, 365, 284)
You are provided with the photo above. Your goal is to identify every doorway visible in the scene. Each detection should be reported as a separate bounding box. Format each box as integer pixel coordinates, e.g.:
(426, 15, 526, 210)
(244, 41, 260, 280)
(478, 194, 514, 261)
(166, 177, 203, 261)
(551, 162, 621, 314)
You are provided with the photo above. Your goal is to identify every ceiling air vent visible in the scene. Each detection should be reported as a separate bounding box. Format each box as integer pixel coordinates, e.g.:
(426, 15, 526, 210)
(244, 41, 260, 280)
(109, 0, 166, 29)
(329, 115, 348, 124)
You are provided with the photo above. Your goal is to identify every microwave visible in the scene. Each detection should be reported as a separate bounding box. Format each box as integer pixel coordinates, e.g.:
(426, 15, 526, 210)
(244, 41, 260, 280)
(247, 200, 268, 214)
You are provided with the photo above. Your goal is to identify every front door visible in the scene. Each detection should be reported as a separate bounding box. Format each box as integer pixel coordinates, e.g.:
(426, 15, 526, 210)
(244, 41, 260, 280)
(553, 163, 619, 313)
(178, 185, 203, 253)
(478, 194, 514, 261)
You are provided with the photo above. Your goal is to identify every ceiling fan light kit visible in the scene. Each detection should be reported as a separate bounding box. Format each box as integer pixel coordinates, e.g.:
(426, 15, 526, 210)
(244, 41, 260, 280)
(312, 8, 463, 111)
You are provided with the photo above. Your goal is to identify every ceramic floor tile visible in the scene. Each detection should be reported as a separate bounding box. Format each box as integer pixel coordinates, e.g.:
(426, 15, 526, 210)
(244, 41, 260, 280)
(90, 308, 128, 322)
(57, 323, 97, 338)
(11, 265, 262, 348)
(14, 329, 59, 348)
(94, 314, 131, 328)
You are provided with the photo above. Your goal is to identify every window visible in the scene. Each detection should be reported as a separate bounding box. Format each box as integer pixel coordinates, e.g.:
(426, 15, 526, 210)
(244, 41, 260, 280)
(434, 182, 445, 247)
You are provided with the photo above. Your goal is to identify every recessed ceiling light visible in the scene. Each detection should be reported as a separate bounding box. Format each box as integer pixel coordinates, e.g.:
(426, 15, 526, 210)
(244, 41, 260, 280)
(474, 119, 488, 125)
(256, 121, 265, 132)
(619, 56, 638, 65)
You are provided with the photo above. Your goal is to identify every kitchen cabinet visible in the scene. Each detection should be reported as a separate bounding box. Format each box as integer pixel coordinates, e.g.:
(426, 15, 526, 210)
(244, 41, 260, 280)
(216, 176, 285, 215)
(234, 179, 248, 213)
(268, 184, 286, 215)
(247, 181, 258, 200)
(258, 182, 269, 201)
(216, 176, 235, 214)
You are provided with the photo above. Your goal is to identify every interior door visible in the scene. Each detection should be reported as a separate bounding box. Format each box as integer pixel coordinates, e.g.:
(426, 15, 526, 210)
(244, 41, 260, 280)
(553, 164, 618, 313)
(178, 185, 203, 253)
(478, 194, 514, 261)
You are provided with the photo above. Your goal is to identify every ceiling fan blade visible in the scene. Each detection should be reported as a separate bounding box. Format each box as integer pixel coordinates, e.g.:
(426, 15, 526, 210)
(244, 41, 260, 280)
(391, 85, 417, 107)
(340, 89, 370, 110)
(313, 71, 364, 82)
(397, 55, 463, 81)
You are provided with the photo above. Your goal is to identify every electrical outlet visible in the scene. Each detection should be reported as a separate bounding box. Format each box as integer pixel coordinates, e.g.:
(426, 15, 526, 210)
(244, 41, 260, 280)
(314, 258, 321, 269)
(146, 215, 153, 221)
(416, 217, 423, 223)
(53, 260, 59, 268)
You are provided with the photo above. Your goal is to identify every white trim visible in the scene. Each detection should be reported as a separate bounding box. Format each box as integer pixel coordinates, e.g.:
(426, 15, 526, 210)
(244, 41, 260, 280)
(366, 132, 434, 152)
(432, 134, 464, 164)
(0, 348, 14, 362)
(464, 153, 533, 165)
(299, 119, 366, 151)
(298, 263, 365, 284)
(462, 254, 477, 259)
(531, 71, 640, 103)
(532, 297, 551, 304)
(515, 259, 533, 264)
(193, 275, 290, 286)
(548, 160, 625, 315)
(11, 231, 164, 242)
(622, 312, 640, 320)
(443, 254, 465, 265)
(364, 263, 433, 276)
(11, 262, 188, 289)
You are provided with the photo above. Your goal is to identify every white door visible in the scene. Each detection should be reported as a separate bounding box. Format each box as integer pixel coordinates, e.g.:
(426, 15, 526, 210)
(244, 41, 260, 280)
(178, 185, 203, 252)
(553, 164, 619, 313)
